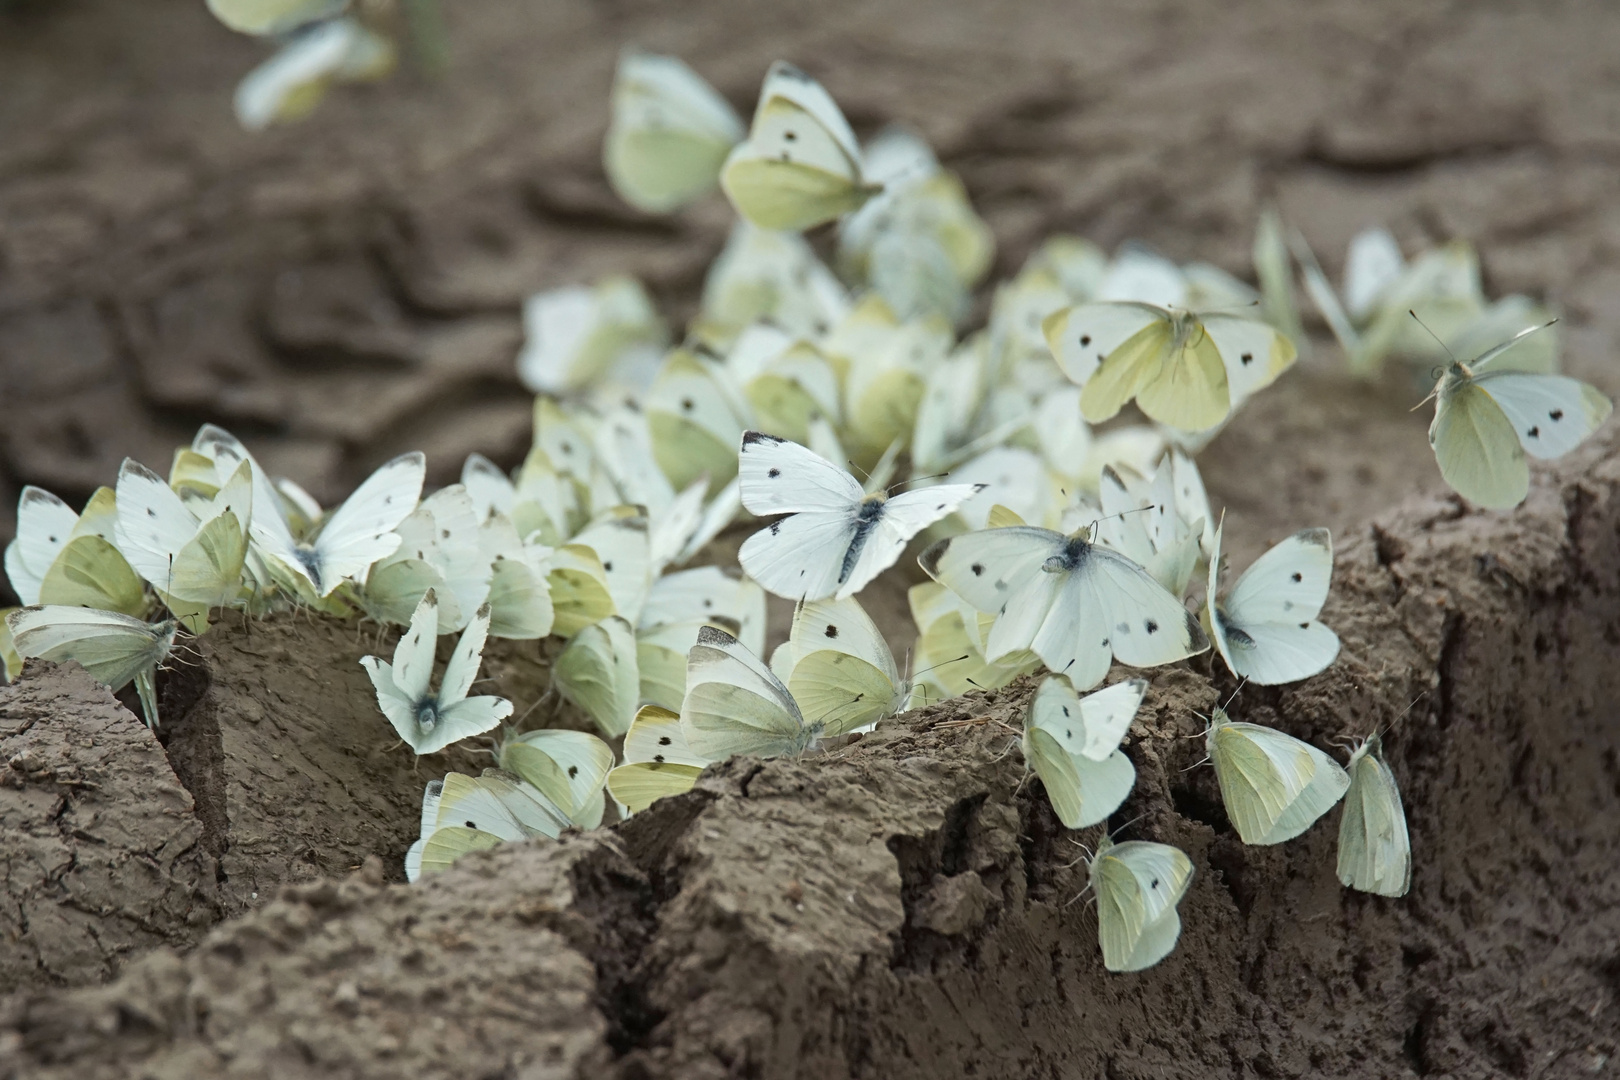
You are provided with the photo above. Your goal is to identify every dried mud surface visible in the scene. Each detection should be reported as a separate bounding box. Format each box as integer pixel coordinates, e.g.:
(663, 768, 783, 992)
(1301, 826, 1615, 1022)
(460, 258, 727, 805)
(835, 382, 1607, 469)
(3, 439, 1619, 1078)
(4, 0, 1620, 1076)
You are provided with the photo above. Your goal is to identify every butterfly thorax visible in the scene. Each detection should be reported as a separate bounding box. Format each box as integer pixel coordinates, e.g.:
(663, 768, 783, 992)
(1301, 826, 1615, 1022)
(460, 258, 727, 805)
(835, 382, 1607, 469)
(1204, 706, 1232, 754)
(1167, 310, 1205, 351)
(417, 700, 441, 734)
(1043, 531, 1093, 574)
(837, 495, 889, 584)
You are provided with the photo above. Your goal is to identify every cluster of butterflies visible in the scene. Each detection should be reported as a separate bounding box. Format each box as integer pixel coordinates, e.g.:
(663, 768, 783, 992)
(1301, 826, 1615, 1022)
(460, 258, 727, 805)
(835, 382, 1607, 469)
(204, 0, 404, 131)
(4, 48, 1612, 977)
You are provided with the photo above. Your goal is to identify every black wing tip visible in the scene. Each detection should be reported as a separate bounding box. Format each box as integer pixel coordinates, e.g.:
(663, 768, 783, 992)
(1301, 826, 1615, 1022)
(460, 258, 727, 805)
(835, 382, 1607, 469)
(740, 430, 782, 450)
(917, 537, 950, 575)
(1296, 527, 1333, 550)
(696, 624, 740, 647)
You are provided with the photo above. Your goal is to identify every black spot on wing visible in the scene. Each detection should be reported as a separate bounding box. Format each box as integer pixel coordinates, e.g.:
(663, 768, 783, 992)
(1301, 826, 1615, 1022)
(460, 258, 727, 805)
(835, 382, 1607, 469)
(1291, 572, 1302, 582)
(1240, 352, 1254, 366)
(824, 624, 839, 638)
(1080, 334, 1092, 346)
(464, 820, 477, 829)
(971, 563, 985, 576)
(568, 765, 579, 778)
(770, 521, 782, 535)
(1528, 426, 1540, 438)
(1145, 619, 1159, 634)
(603, 561, 614, 571)
(768, 468, 781, 478)
(741, 431, 781, 448)
(1550, 408, 1564, 421)
(658, 736, 672, 745)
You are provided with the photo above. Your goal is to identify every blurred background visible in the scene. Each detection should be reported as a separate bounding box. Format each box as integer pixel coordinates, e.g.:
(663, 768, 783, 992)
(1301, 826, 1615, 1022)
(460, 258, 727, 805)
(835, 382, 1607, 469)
(2, 0, 1617, 561)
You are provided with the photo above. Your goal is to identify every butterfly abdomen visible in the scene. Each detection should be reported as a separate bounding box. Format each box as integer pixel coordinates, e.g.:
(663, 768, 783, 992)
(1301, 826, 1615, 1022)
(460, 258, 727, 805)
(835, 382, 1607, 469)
(838, 495, 888, 585)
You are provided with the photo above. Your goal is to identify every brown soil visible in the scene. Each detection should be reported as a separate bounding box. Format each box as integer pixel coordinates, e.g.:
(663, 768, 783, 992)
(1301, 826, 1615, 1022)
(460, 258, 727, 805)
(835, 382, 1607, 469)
(3, 0, 1620, 1076)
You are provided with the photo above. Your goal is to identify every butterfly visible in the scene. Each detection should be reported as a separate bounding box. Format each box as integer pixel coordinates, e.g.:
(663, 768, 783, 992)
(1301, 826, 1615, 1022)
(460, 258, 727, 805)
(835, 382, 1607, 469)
(772, 595, 908, 735)
(496, 728, 615, 830)
(1425, 322, 1612, 509)
(113, 458, 253, 622)
(196, 426, 425, 599)
(360, 590, 512, 755)
(637, 566, 766, 712)
(404, 769, 569, 882)
(1087, 835, 1194, 972)
(681, 624, 819, 760)
(1044, 302, 1296, 432)
(604, 50, 745, 214)
(516, 276, 668, 396)
(918, 522, 1208, 692)
(720, 61, 880, 233)
(205, 0, 346, 35)
(1205, 707, 1348, 845)
(697, 222, 851, 347)
(1023, 676, 1145, 829)
(907, 581, 1041, 702)
(1094, 454, 1209, 599)
(233, 18, 394, 131)
(1336, 734, 1411, 897)
(606, 705, 712, 813)
(1204, 521, 1338, 686)
(6, 486, 146, 616)
(551, 616, 640, 739)
(6, 607, 178, 727)
(738, 432, 984, 602)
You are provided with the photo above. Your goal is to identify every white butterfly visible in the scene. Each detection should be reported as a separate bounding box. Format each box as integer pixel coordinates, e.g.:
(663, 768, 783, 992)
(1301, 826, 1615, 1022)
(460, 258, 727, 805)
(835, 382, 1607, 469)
(360, 590, 512, 755)
(497, 728, 615, 830)
(699, 222, 850, 346)
(604, 50, 745, 214)
(738, 432, 984, 601)
(515, 276, 667, 396)
(1426, 323, 1612, 509)
(919, 522, 1208, 691)
(233, 18, 393, 132)
(1205, 707, 1349, 845)
(1093, 460, 1204, 600)
(605, 705, 712, 813)
(1044, 302, 1296, 433)
(1087, 836, 1194, 972)
(196, 426, 425, 599)
(551, 616, 640, 739)
(1205, 521, 1338, 686)
(1023, 676, 1145, 829)
(113, 457, 253, 612)
(5, 486, 146, 616)
(1336, 734, 1410, 897)
(681, 624, 816, 760)
(637, 566, 766, 711)
(719, 60, 877, 233)
(771, 595, 908, 735)
(6, 607, 178, 727)
(404, 769, 569, 882)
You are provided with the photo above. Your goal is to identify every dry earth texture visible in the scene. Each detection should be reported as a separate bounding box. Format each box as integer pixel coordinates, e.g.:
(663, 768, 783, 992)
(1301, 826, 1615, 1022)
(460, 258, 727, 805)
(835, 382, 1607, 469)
(3, 0, 1620, 1077)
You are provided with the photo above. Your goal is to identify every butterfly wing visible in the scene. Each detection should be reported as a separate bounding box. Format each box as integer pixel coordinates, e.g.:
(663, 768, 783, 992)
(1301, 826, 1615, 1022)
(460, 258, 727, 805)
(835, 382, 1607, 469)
(572, 512, 652, 625)
(113, 459, 205, 589)
(1263, 740, 1351, 843)
(473, 769, 572, 838)
(1224, 528, 1334, 624)
(384, 591, 437, 704)
(1199, 314, 1297, 408)
(917, 525, 1060, 616)
(1044, 301, 1166, 391)
(1336, 739, 1411, 896)
(1430, 377, 1529, 509)
(1134, 320, 1229, 432)
(424, 695, 513, 756)
(6, 487, 79, 605)
(721, 62, 870, 232)
(1473, 372, 1612, 461)
(551, 616, 640, 738)
(38, 536, 147, 616)
(1093, 841, 1193, 972)
(836, 483, 984, 600)
(606, 51, 744, 213)
(359, 656, 423, 749)
(681, 624, 809, 759)
(738, 431, 864, 515)
(1087, 545, 1208, 670)
(738, 509, 858, 602)
(7, 606, 176, 695)
(1209, 718, 1317, 845)
(1025, 727, 1135, 829)
(308, 452, 425, 594)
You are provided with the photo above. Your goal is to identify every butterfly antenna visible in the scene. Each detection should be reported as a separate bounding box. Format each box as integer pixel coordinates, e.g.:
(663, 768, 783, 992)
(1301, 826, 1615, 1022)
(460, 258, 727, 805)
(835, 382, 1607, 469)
(1219, 678, 1248, 712)
(1106, 813, 1147, 842)
(889, 472, 952, 494)
(911, 654, 970, 679)
(965, 677, 986, 690)
(1179, 754, 1212, 773)
(1407, 310, 1458, 364)
(1373, 691, 1429, 741)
